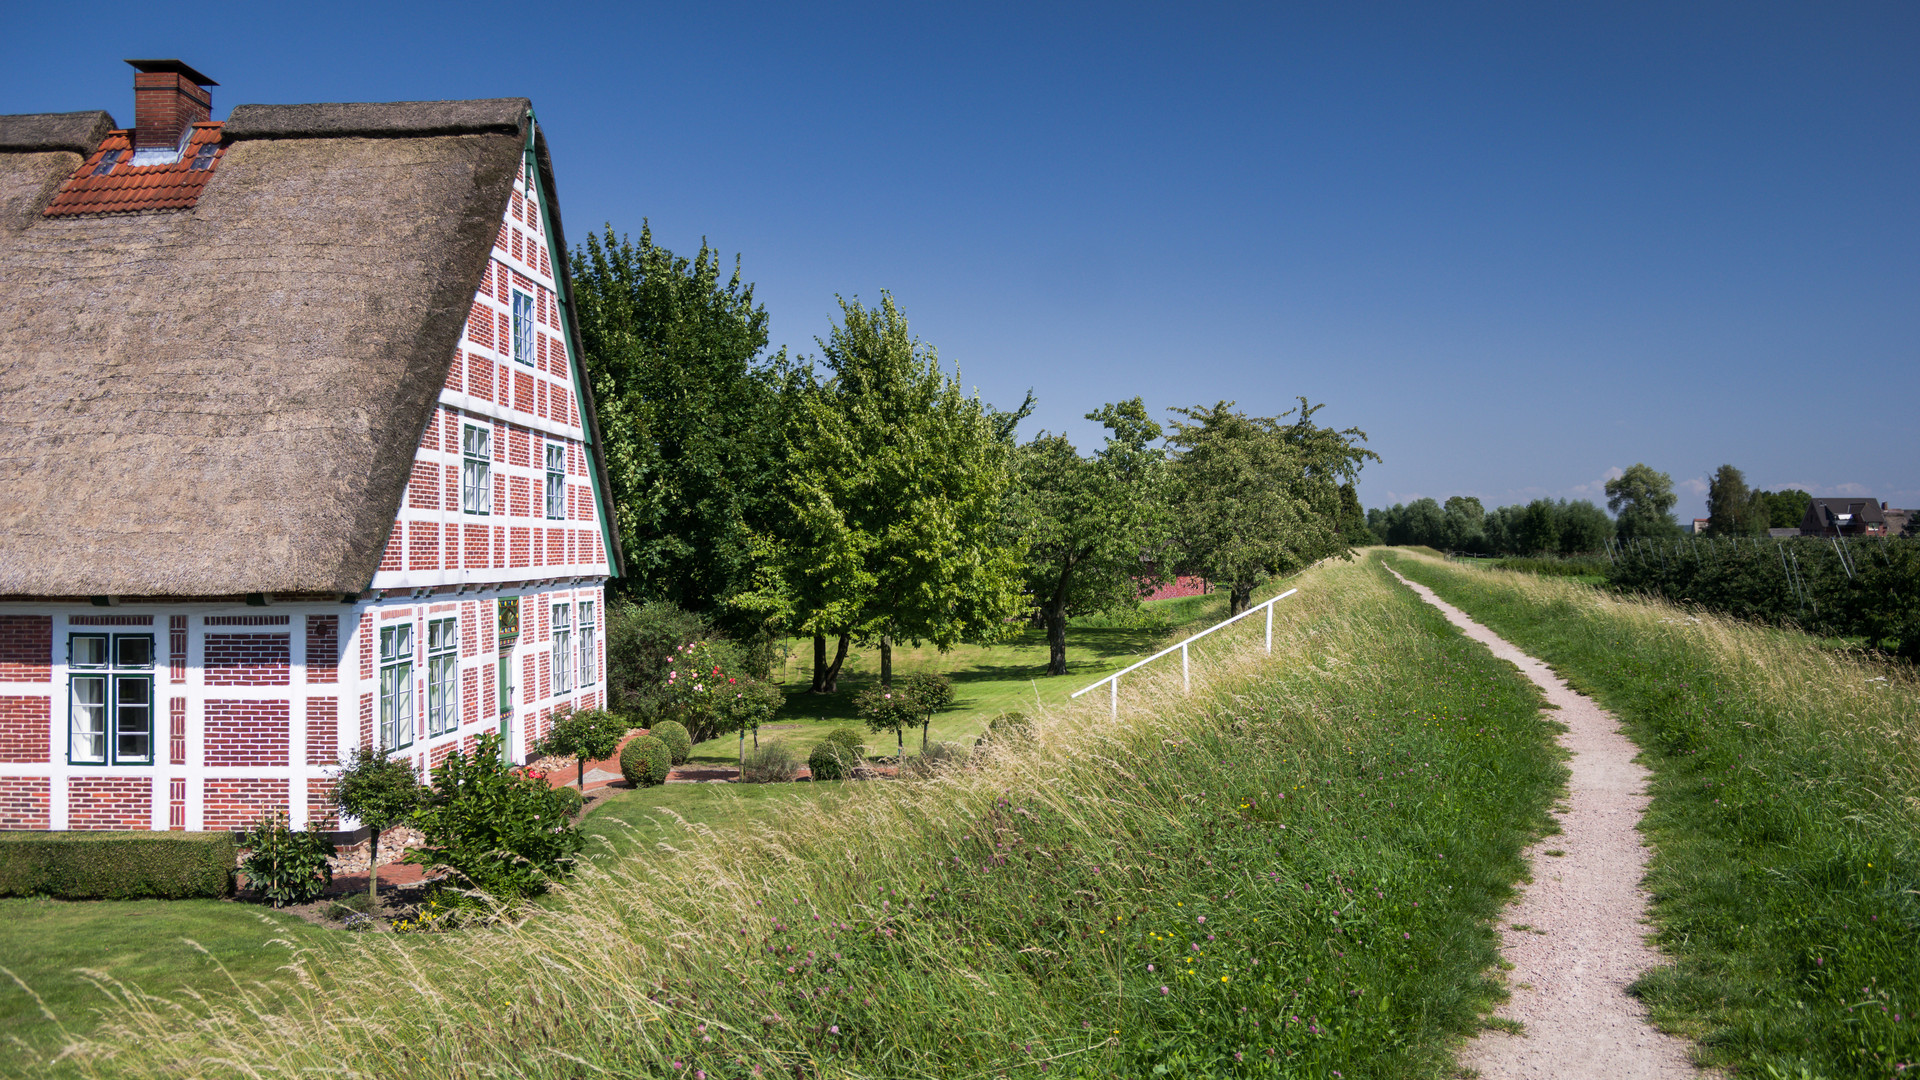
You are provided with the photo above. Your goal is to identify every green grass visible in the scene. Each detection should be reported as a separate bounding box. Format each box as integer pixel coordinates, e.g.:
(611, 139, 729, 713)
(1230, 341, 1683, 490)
(578, 781, 849, 863)
(692, 588, 1263, 766)
(73, 554, 1571, 1079)
(1387, 549, 1920, 1079)
(0, 897, 335, 1066)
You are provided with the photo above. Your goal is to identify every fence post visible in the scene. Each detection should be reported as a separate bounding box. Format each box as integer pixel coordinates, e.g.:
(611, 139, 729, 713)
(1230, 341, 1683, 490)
(1181, 643, 1190, 693)
(1265, 601, 1273, 654)
(1110, 678, 1118, 719)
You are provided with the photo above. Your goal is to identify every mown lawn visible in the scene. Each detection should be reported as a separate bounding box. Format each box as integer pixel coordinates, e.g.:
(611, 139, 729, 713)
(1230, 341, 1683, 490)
(690, 590, 1256, 766)
(0, 897, 336, 1067)
(577, 780, 848, 864)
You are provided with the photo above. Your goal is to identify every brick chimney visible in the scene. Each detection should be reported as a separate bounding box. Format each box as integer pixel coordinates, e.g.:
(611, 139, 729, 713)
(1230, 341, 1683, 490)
(124, 59, 218, 154)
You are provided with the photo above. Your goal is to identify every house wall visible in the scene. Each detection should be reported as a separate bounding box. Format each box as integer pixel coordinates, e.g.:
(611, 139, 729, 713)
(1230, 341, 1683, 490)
(373, 156, 612, 593)
(0, 586, 604, 832)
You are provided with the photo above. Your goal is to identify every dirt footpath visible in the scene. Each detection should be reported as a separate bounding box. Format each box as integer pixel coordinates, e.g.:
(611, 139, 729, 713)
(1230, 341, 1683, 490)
(1385, 565, 1706, 1079)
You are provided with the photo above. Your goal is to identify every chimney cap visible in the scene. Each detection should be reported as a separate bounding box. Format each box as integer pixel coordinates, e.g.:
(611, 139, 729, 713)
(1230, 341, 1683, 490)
(124, 59, 219, 87)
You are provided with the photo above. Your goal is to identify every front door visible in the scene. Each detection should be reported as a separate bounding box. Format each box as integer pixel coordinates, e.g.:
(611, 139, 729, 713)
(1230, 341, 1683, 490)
(498, 653, 514, 762)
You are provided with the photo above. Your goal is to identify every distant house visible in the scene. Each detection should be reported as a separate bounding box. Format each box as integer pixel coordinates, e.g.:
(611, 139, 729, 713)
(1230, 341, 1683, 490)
(0, 62, 620, 832)
(1691, 518, 1711, 535)
(1883, 507, 1914, 538)
(1799, 498, 1889, 537)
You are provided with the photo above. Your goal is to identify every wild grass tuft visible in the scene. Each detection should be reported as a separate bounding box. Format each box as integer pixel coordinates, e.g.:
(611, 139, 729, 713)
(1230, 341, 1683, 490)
(1390, 549, 1920, 1079)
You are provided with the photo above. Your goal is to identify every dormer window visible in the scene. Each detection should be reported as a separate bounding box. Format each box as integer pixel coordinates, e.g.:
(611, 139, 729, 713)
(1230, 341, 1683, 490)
(189, 142, 219, 171)
(91, 150, 122, 177)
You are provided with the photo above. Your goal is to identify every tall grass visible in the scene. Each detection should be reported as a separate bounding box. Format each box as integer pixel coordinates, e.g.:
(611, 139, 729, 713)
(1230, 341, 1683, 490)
(63, 558, 1565, 1079)
(1388, 549, 1920, 1079)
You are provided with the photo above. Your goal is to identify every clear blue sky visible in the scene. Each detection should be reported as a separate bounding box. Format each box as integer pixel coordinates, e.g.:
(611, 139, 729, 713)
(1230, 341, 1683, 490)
(8, 2, 1915, 521)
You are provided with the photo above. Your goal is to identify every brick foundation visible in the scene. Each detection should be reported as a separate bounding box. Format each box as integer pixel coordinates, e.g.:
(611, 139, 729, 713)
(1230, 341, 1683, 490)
(70, 775, 153, 830)
(0, 777, 50, 829)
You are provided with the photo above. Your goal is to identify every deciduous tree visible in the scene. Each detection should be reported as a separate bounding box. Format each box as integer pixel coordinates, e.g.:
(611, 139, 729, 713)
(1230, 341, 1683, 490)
(1606, 463, 1682, 541)
(1166, 399, 1378, 614)
(1706, 464, 1766, 537)
(1010, 398, 1171, 676)
(332, 748, 423, 908)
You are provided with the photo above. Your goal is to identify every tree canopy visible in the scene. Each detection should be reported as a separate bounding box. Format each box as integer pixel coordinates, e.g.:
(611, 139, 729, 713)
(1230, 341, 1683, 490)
(1606, 463, 1682, 541)
(1010, 398, 1171, 675)
(571, 225, 796, 628)
(1166, 399, 1377, 614)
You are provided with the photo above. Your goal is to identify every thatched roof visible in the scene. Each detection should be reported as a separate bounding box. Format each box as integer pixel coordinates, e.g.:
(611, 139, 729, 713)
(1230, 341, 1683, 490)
(0, 98, 621, 598)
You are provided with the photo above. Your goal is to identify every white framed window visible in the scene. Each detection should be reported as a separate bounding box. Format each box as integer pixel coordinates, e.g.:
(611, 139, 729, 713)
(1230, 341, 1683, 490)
(512, 290, 535, 367)
(68, 633, 153, 765)
(379, 624, 414, 750)
(577, 601, 596, 686)
(462, 423, 492, 515)
(545, 442, 566, 520)
(551, 603, 573, 695)
(426, 617, 458, 738)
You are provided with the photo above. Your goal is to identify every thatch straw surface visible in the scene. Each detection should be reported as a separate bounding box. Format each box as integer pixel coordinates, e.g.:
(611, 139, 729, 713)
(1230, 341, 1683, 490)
(0, 98, 612, 598)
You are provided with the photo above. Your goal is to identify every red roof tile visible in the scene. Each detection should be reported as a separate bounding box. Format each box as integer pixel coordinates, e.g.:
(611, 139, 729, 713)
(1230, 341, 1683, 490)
(42, 122, 224, 216)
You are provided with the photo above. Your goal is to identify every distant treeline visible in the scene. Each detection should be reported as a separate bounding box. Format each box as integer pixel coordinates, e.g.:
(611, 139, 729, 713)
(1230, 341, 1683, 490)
(1367, 496, 1613, 556)
(1610, 534, 1920, 660)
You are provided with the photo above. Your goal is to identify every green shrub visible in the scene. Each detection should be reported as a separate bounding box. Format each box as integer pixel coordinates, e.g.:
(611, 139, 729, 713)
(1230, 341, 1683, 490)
(823, 727, 866, 755)
(620, 735, 672, 787)
(978, 710, 1033, 746)
(0, 831, 234, 900)
(239, 812, 335, 907)
(807, 740, 857, 781)
(552, 785, 585, 818)
(604, 599, 714, 718)
(740, 739, 800, 783)
(649, 719, 693, 765)
(901, 740, 968, 778)
(408, 732, 583, 901)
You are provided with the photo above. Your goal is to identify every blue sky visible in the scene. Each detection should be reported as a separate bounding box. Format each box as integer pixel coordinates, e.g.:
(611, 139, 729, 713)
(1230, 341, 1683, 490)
(7, 2, 1915, 521)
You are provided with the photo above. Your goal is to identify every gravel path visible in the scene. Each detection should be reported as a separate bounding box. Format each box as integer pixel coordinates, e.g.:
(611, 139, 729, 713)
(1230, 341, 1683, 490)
(1385, 565, 1705, 1078)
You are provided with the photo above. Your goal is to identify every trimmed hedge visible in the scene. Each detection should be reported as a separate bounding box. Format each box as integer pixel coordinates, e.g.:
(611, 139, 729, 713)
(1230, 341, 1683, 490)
(0, 830, 236, 899)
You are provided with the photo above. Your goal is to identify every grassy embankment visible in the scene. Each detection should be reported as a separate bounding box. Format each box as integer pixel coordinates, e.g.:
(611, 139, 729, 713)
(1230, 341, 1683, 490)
(52, 555, 1567, 1079)
(1386, 549, 1920, 1079)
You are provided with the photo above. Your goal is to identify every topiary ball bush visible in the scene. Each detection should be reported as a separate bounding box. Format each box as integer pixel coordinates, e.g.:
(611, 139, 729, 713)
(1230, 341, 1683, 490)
(823, 727, 866, 755)
(807, 740, 856, 781)
(649, 720, 693, 765)
(551, 785, 585, 818)
(619, 735, 672, 788)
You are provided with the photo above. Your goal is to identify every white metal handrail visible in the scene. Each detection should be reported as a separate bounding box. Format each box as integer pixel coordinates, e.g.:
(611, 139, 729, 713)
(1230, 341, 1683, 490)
(1071, 588, 1297, 717)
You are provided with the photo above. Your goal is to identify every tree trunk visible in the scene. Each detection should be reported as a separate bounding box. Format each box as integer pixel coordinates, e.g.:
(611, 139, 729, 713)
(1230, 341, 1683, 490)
(921, 717, 931, 752)
(1045, 598, 1069, 677)
(897, 726, 904, 766)
(821, 633, 850, 692)
(1229, 581, 1253, 617)
(879, 636, 893, 688)
(366, 829, 381, 909)
(810, 633, 827, 693)
(738, 727, 746, 773)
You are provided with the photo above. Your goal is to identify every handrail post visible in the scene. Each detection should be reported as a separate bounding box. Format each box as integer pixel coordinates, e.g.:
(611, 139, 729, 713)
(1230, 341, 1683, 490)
(1181, 643, 1189, 693)
(1265, 600, 1273, 654)
(1109, 677, 1118, 718)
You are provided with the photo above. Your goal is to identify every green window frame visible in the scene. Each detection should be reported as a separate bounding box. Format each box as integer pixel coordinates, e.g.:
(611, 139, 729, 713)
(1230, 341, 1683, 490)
(551, 603, 573, 695)
(379, 624, 415, 751)
(512, 290, 535, 367)
(68, 633, 153, 765)
(577, 601, 596, 687)
(545, 442, 566, 520)
(462, 423, 493, 515)
(426, 617, 458, 738)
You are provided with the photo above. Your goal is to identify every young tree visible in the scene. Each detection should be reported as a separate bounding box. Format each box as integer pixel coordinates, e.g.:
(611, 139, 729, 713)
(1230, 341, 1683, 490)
(571, 225, 797, 626)
(536, 709, 632, 790)
(1606, 463, 1682, 541)
(1009, 398, 1171, 675)
(747, 294, 1026, 686)
(903, 672, 956, 752)
(332, 748, 424, 909)
(1166, 399, 1378, 614)
(1706, 464, 1766, 537)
